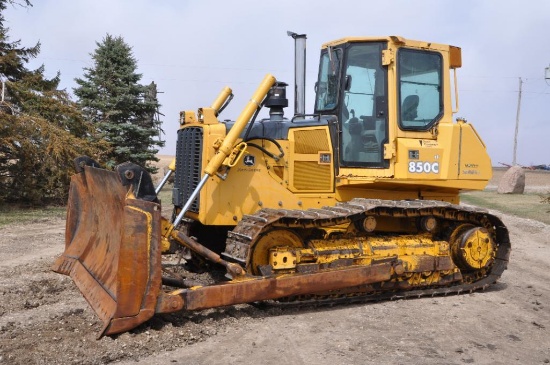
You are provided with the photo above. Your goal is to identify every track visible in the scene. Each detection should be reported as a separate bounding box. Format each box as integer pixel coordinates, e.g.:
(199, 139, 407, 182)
(223, 198, 511, 305)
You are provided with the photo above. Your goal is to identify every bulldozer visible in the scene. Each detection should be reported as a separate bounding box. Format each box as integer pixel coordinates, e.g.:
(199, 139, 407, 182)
(52, 33, 510, 338)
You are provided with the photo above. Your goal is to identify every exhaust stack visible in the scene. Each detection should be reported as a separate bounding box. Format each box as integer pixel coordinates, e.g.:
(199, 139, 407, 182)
(287, 31, 307, 116)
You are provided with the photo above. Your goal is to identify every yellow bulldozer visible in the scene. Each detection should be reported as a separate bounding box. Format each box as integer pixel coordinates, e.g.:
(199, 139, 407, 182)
(53, 34, 510, 338)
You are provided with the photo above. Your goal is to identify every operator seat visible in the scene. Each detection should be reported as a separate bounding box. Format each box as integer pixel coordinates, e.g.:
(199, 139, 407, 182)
(402, 94, 419, 120)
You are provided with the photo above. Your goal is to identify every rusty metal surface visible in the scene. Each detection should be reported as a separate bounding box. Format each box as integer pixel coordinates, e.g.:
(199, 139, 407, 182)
(180, 262, 392, 311)
(173, 231, 244, 278)
(51, 166, 163, 337)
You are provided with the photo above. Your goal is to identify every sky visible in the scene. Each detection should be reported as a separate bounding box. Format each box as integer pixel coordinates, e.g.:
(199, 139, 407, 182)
(5, 0, 550, 166)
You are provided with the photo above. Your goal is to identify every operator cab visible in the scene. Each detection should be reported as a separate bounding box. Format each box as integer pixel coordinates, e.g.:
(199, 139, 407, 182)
(314, 39, 445, 170)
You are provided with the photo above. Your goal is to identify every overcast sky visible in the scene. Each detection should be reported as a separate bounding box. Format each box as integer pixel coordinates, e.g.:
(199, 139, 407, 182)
(5, 0, 550, 166)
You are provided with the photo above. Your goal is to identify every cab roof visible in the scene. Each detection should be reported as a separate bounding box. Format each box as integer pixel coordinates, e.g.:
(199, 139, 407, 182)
(321, 36, 454, 52)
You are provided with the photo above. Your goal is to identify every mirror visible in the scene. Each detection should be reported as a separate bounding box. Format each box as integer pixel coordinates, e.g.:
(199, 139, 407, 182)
(344, 75, 352, 91)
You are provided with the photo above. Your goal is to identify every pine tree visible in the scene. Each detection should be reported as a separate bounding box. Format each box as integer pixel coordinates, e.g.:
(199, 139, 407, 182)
(0, 0, 107, 205)
(0, 1, 34, 82)
(74, 34, 164, 173)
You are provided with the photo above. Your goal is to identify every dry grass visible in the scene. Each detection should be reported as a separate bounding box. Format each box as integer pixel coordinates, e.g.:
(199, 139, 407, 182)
(461, 191, 550, 225)
(0, 205, 65, 227)
(462, 167, 550, 224)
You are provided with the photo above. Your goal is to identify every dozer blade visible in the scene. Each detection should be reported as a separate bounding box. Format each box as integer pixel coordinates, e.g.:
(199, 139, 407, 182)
(52, 166, 162, 338)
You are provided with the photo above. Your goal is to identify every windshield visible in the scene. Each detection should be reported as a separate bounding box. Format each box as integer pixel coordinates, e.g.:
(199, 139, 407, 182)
(340, 42, 388, 167)
(315, 48, 342, 111)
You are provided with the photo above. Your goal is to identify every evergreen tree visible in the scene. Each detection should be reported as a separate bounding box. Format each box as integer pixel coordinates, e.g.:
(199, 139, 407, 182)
(0, 1, 36, 82)
(74, 34, 164, 173)
(0, 0, 107, 205)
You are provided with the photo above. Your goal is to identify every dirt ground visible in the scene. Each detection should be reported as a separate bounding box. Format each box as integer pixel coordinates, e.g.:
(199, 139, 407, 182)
(1, 169, 549, 364)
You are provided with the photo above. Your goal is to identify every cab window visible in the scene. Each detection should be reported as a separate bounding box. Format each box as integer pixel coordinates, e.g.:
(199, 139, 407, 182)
(340, 42, 387, 167)
(315, 48, 342, 111)
(398, 49, 443, 130)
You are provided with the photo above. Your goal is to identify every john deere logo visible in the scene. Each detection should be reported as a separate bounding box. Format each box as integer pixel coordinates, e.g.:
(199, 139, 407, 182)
(244, 155, 255, 166)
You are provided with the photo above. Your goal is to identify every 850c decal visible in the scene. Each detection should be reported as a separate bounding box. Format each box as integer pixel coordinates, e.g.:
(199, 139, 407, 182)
(408, 161, 440, 174)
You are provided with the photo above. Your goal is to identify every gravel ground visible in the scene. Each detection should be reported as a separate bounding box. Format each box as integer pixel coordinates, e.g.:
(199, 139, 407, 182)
(0, 169, 549, 364)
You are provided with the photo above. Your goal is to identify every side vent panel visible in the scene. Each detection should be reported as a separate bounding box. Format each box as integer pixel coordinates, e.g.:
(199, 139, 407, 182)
(293, 162, 332, 190)
(289, 128, 333, 193)
(294, 129, 330, 154)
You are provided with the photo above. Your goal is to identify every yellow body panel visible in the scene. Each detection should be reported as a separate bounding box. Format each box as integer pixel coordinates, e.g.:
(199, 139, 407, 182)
(195, 124, 338, 224)
(184, 118, 491, 224)
(176, 36, 491, 225)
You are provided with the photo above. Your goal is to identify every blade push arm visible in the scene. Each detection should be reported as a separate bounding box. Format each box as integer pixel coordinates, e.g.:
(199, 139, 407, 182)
(165, 74, 277, 275)
(170, 74, 276, 230)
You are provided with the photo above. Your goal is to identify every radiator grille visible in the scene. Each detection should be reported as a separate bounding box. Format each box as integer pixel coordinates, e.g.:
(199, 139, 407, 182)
(173, 127, 203, 212)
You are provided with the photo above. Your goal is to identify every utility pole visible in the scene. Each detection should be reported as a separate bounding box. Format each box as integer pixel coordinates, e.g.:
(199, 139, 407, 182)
(512, 77, 522, 166)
